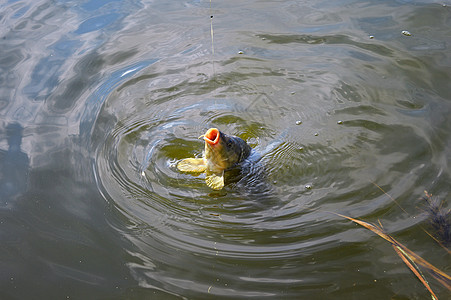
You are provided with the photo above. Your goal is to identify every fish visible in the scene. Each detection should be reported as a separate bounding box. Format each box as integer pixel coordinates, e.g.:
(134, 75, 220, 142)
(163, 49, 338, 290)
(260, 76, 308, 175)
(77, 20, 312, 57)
(177, 128, 252, 190)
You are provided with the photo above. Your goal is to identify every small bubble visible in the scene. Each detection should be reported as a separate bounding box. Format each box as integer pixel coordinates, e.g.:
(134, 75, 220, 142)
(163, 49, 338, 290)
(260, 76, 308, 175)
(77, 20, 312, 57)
(273, 180, 277, 184)
(314, 132, 319, 136)
(291, 91, 296, 95)
(401, 30, 411, 36)
(337, 120, 343, 124)
(369, 35, 374, 39)
(296, 120, 302, 125)
(305, 184, 312, 189)
(299, 147, 304, 151)
(238, 50, 244, 54)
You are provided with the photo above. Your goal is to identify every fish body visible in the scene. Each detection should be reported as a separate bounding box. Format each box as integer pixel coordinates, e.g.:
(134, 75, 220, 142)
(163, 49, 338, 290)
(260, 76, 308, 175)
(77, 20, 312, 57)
(177, 128, 252, 190)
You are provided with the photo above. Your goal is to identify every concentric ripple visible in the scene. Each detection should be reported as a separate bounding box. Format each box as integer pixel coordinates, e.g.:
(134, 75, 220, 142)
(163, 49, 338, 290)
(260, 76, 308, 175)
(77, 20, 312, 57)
(90, 28, 451, 300)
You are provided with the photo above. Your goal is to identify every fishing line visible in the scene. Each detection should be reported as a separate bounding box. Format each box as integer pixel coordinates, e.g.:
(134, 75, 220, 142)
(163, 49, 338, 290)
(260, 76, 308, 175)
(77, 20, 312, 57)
(209, 0, 216, 78)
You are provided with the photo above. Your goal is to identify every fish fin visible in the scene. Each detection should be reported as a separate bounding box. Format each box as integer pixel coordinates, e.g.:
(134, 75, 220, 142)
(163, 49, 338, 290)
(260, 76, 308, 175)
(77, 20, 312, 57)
(205, 171, 225, 190)
(177, 158, 207, 173)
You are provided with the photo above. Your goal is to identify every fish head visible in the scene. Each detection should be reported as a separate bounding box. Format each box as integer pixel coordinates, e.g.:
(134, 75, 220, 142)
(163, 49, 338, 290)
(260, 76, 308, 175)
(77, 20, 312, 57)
(203, 128, 250, 172)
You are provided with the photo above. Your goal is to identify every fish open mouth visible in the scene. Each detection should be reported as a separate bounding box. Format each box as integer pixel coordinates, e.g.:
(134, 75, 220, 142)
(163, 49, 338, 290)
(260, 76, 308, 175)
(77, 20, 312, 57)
(204, 128, 220, 145)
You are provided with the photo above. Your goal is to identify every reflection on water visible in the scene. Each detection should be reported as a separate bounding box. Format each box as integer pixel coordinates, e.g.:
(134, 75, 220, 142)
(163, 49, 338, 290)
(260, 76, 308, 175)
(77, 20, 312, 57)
(0, 123, 29, 207)
(0, 0, 450, 299)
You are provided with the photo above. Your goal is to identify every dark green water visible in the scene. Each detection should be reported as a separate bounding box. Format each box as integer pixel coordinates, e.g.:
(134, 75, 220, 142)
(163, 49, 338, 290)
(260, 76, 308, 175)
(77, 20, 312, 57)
(1, 0, 450, 299)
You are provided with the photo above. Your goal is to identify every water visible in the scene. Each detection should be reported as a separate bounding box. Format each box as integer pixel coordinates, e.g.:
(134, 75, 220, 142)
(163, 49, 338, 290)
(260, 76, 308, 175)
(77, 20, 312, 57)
(1, 0, 450, 299)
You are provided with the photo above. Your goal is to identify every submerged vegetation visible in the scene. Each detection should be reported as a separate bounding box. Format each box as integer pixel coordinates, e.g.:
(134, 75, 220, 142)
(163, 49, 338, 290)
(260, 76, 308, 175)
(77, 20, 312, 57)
(422, 191, 451, 249)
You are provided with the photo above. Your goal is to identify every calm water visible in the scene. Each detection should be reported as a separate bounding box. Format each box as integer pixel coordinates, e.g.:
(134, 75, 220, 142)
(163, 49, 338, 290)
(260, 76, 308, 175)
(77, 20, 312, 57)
(1, 0, 450, 299)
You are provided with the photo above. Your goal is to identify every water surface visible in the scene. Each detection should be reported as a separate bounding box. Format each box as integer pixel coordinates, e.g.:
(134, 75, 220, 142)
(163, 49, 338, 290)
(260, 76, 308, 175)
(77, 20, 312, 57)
(1, 0, 450, 299)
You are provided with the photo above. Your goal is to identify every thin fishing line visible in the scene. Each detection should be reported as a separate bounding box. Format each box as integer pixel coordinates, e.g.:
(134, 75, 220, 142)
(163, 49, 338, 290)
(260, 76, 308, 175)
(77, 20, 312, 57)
(209, 0, 215, 78)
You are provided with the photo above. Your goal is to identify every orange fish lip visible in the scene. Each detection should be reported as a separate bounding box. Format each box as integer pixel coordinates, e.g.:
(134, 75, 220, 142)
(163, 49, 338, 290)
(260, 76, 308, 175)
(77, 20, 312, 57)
(204, 128, 220, 145)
